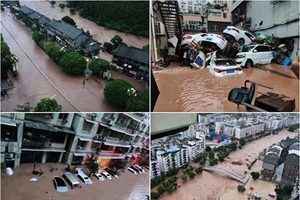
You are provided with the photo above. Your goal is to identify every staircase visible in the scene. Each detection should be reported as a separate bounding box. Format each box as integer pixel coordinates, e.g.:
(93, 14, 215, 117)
(155, 0, 182, 40)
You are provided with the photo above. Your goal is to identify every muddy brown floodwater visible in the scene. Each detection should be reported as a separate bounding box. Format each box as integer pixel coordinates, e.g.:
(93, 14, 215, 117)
(154, 63, 299, 112)
(1, 163, 149, 200)
(1, 1, 147, 112)
(160, 130, 299, 200)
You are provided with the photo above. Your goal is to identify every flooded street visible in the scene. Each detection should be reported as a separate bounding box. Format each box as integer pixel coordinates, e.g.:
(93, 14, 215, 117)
(1, 163, 149, 200)
(1, 2, 147, 112)
(153, 64, 299, 112)
(160, 130, 299, 200)
(20, 0, 148, 49)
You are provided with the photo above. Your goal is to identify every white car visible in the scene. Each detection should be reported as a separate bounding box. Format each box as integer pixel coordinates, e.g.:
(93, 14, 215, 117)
(235, 44, 274, 68)
(208, 58, 242, 77)
(181, 33, 227, 50)
(223, 26, 256, 45)
(75, 168, 92, 185)
(134, 165, 145, 173)
(128, 166, 138, 175)
(94, 172, 105, 181)
(100, 170, 112, 180)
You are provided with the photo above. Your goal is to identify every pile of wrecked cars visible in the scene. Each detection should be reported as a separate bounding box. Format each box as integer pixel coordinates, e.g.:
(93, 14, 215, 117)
(164, 26, 297, 112)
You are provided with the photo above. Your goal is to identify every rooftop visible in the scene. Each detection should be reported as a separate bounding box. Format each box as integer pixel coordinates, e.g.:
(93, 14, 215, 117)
(113, 45, 149, 66)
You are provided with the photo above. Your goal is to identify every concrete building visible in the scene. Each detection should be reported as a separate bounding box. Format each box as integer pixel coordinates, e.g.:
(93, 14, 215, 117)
(281, 142, 300, 186)
(261, 145, 283, 181)
(0, 113, 149, 169)
(177, 0, 207, 14)
(231, 0, 300, 59)
(1, 113, 25, 168)
(14, 5, 101, 56)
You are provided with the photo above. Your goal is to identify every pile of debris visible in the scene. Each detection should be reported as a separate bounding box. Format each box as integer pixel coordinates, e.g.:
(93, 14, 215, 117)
(166, 26, 296, 77)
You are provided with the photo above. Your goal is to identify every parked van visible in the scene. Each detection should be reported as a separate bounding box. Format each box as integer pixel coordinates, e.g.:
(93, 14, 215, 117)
(62, 172, 80, 189)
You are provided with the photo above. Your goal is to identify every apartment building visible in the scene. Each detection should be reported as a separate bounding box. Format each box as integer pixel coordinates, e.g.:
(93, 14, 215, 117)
(151, 128, 205, 178)
(0, 113, 149, 169)
(1, 113, 25, 168)
(231, 0, 299, 59)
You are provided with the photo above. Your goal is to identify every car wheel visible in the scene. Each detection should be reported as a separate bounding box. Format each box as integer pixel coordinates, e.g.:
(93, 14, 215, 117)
(238, 38, 245, 46)
(245, 60, 253, 68)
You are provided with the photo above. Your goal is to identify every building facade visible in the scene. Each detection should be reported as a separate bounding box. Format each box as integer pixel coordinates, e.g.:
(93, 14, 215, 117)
(0, 113, 149, 169)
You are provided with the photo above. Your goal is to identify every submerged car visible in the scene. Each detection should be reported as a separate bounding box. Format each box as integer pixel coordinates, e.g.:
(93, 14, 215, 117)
(223, 26, 256, 45)
(62, 172, 80, 189)
(128, 166, 138, 175)
(181, 33, 228, 51)
(101, 170, 112, 180)
(236, 44, 274, 68)
(105, 168, 119, 179)
(208, 58, 243, 77)
(75, 168, 92, 185)
(94, 172, 105, 181)
(53, 176, 68, 192)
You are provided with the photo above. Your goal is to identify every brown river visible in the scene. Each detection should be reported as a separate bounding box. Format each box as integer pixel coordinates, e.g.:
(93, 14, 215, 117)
(154, 64, 299, 112)
(160, 130, 299, 200)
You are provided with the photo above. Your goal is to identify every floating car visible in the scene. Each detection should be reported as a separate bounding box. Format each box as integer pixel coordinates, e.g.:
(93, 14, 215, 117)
(53, 176, 68, 192)
(208, 58, 243, 77)
(128, 166, 138, 175)
(235, 44, 274, 68)
(181, 33, 228, 51)
(101, 170, 112, 180)
(133, 165, 145, 173)
(105, 168, 119, 179)
(223, 26, 256, 45)
(131, 165, 143, 174)
(94, 172, 105, 181)
(62, 172, 80, 189)
(75, 168, 92, 184)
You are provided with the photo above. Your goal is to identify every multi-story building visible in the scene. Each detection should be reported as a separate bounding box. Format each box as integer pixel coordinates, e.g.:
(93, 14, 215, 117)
(0, 113, 149, 169)
(231, 0, 299, 59)
(281, 142, 300, 186)
(1, 113, 25, 169)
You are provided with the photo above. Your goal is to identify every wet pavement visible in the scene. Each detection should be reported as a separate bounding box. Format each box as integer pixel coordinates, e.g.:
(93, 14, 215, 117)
(0, 2, 147, 112)
(160, 130, 299, 200)
(1, 163, 149, 200)
(153, 63, 299, 112)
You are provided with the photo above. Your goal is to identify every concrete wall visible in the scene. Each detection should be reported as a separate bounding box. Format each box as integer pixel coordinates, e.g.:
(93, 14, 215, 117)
(151, 113, 197, 135)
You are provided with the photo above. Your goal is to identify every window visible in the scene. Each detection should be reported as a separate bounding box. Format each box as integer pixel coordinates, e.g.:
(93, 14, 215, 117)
(255, 46, 271, 52)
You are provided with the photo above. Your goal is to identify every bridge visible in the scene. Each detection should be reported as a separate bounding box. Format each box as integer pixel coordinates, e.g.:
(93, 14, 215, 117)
(204, 166, 250, 184)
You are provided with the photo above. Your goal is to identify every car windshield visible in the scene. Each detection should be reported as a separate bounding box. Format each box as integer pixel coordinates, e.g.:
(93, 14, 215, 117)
(215, 60, 236, 65)
(241, 45, 255, 52)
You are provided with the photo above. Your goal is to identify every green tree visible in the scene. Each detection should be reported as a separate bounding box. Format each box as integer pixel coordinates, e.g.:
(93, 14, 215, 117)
(250, 171, 260, 180)
(89, 58, 110, 75)
(111, 35, 123, 46)
(237, 185, 246, 193)
(43, 41, 64, 63)
(62, 16, 76, 26)
(34, 98, 62, 112)
(104, 79, 135, 108)
(32, 30, 44, 46)
(59, 52, 87, 75)
(239, 138, 246, 147)
(151, 192, 160, 200)
(126, 90, 149, 112)
(1, 35, 17, 78)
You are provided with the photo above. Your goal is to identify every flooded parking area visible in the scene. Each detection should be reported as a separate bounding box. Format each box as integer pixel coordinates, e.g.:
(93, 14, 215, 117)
(153, 64, 299, 112)
(1, 163, 149, 200)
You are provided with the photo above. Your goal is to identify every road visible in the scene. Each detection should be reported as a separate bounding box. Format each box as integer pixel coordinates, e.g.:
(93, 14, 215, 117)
(1, 3, 147, 112)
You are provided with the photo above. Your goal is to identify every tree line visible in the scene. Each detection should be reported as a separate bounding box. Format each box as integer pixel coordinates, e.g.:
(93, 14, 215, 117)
(66, 1, 149, 37)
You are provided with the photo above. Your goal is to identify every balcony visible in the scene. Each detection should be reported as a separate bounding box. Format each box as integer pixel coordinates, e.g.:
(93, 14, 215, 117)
(104, 137, 131, 148)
